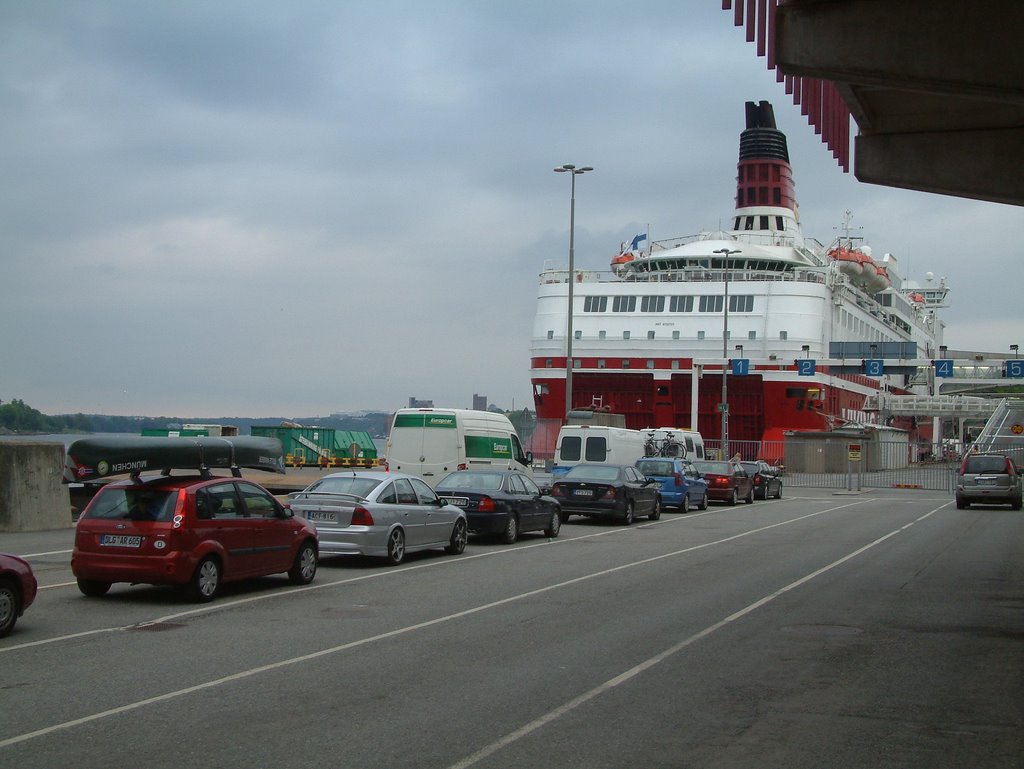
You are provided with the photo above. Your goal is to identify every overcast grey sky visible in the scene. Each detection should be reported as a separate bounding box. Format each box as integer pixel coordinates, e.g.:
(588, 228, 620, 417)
(2, 1, 1020, 418)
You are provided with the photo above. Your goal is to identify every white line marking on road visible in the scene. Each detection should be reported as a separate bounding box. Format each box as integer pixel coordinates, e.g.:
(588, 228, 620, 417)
(0, 500, 875, 749)
(17, 549, 72, 559)
(443, 501, 950, 769)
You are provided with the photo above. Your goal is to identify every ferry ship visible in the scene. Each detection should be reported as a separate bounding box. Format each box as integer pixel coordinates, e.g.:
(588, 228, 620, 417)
(530, 101, 949, 454)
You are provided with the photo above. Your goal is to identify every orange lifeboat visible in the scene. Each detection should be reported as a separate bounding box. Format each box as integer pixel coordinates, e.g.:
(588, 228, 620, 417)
(828, 246, 868, 279)
(610, 252, 635, 274)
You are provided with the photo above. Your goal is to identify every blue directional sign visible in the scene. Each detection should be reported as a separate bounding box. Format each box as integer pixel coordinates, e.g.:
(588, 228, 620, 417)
(934, 359, 954, 378)
(1008, 360, 1024, 378)
(864, 359, 885, 376)
(732, 358, 750, 376)
(797, 359, 816, 376)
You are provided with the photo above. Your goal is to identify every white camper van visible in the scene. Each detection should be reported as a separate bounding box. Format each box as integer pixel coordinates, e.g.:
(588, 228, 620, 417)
(385, 408, 533, 487)
(643, 428, 706, 460)
(552, 425, 648, 477)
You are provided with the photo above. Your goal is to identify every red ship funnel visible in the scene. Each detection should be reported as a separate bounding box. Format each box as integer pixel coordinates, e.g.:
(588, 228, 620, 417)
(736, 100, 796, 212)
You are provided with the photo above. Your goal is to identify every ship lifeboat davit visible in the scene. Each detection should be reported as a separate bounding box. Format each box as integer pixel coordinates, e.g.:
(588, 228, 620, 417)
(863, 263, 891, 294)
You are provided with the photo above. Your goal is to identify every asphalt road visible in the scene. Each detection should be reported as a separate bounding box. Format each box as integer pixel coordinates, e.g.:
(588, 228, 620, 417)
(2, 488, 1022, 768)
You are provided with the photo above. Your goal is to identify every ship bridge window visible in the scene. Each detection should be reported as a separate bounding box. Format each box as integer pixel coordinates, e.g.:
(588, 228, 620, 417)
(670, 296, 693, 312)
(613, 296, 636, 312)
(775, 216, 784, 230)
(584, 295, 608, 312)
(779, 331, 788, 340)
(672, 331, 680, 340)
(743, 217, 754, 230)
(547, 331, 554, 340)
(699, 295, 724, 313)
(759, 215, 769, 230)
(623, 331, 631, 340)
(574, 330, 582, 340)
(698, 331, 706, 340)
(641, 296, 665, 312)
(733, 217, 741, 230)
(748, 331, 756, 340)
(598, 330, 606, 340)
(647, 331, 655, 340)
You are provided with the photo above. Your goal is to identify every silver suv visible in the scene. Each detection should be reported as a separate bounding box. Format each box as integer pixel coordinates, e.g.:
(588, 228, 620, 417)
(956, 453, 1022, 510)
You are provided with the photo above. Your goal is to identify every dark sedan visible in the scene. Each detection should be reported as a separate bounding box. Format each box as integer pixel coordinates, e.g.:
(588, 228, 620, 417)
(1, 553, 38, 637)
(550, 463, 661, 525)
(435, 470, 561, 543)
(693, 460, 755, 505)
(740, 461, 783, 500)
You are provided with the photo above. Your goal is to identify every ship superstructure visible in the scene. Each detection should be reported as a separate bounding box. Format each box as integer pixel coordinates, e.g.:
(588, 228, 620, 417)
(530, 101, 949, 452)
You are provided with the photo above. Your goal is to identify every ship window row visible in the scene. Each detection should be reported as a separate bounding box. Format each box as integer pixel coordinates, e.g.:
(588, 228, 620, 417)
(582, 294, 754, 314)
(733, 215, 786, 231)
(545, 328, 796, 343)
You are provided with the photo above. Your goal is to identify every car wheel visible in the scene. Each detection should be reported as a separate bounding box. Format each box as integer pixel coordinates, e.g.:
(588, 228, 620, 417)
(77, 578, 111, 598)
(190, 557, 221, 603)
(501, 514, 519, 544)
(288, 540, 318, 585)
(681, 494, 690, 514)
(728, 489, 737, 506)
(775, 485, 783, 500)
(955, 495, 967, 510)
(560, 511, 571, 524)
(1013, 496, 1022, 511)
(446, 518, 468, 554)
(649, 496, 662, 521)
(622, 501, 634, 525)
(700, 491, 709, 510)
(386, 528, 406, 565)
(745, 487, 755, 504)
(545, 509, 561, 538)
(0, 580, 18, 638)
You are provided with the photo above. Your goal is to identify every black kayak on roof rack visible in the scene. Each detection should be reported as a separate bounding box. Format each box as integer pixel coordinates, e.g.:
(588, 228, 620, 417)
(63, 435, 287, 483)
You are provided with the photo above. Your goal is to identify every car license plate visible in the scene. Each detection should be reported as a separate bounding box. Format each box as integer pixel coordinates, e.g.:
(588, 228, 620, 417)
(307, 510, 337, 523)
(573, 489, 593, 497)
(100, 534, 143, 548)
(441, 497, 468, 507)
(978, 477, 997, 486)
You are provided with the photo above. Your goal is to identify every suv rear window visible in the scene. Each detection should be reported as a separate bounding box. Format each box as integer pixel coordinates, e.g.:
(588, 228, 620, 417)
(963, 456, 1011, 474)
(82, 488, 178, 522)
(638, 460, 674, 476)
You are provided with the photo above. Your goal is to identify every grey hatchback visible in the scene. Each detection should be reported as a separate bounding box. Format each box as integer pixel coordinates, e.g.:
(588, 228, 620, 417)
(956, 453, 1022, 509)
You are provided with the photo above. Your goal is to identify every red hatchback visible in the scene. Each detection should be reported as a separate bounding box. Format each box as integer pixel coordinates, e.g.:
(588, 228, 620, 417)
(73, 475, 318, 602)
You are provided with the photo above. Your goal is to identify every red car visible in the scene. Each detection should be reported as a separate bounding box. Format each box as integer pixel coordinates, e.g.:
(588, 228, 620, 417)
(0, 553, 38, 637)
(692, 460, 755, 505)
(73, 475, 319, 602)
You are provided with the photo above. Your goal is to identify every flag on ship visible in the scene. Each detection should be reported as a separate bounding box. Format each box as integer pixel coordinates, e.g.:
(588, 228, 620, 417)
(629, 232, 648, 253)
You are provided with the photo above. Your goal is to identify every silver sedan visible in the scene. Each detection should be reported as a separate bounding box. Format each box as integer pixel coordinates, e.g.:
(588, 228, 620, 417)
(288, 471, 468, 565)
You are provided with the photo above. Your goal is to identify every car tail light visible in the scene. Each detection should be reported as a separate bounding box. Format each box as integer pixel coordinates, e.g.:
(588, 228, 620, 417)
(712, 475, 730, 487)
(674, 472, 683, 485)
(351, 506, 375, 526)
(551, 485, 565, 498)
(457, 463, 468, 471)
(1006, 458, 1016, 476)
(602, 487, 616, 500)
(477, 496, 495, 512)
(754, 473, 763, 484)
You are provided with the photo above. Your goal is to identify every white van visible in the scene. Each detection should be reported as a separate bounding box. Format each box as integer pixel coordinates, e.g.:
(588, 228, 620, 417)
(385, 408, 533, 487)
(643, 428, 706, 460)
(552, 425, 648, 478)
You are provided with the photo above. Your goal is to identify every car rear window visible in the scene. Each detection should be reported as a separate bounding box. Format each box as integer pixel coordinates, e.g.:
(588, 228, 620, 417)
(83, 488, 178, 522)
(963, 456, 1011, 474)
(308, 477, 382, 497)
(564, 465, 620, 481)
(437, 472, 504, 490)
(637, 461, 674, 476)
(694, 461, 731, 475)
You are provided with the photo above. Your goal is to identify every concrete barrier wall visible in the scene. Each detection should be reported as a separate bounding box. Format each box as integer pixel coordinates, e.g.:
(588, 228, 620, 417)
(0, 442, 71, 532)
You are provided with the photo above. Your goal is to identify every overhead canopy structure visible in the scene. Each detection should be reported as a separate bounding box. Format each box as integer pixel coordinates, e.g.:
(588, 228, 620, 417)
(724, 0, 1024, 207)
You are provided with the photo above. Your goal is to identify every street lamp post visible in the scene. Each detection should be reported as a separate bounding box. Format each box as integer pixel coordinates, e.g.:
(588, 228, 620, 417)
(713, 247, 740, 458)
(1012, 344, 1019, 359)
(554, 164, 593, 418)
